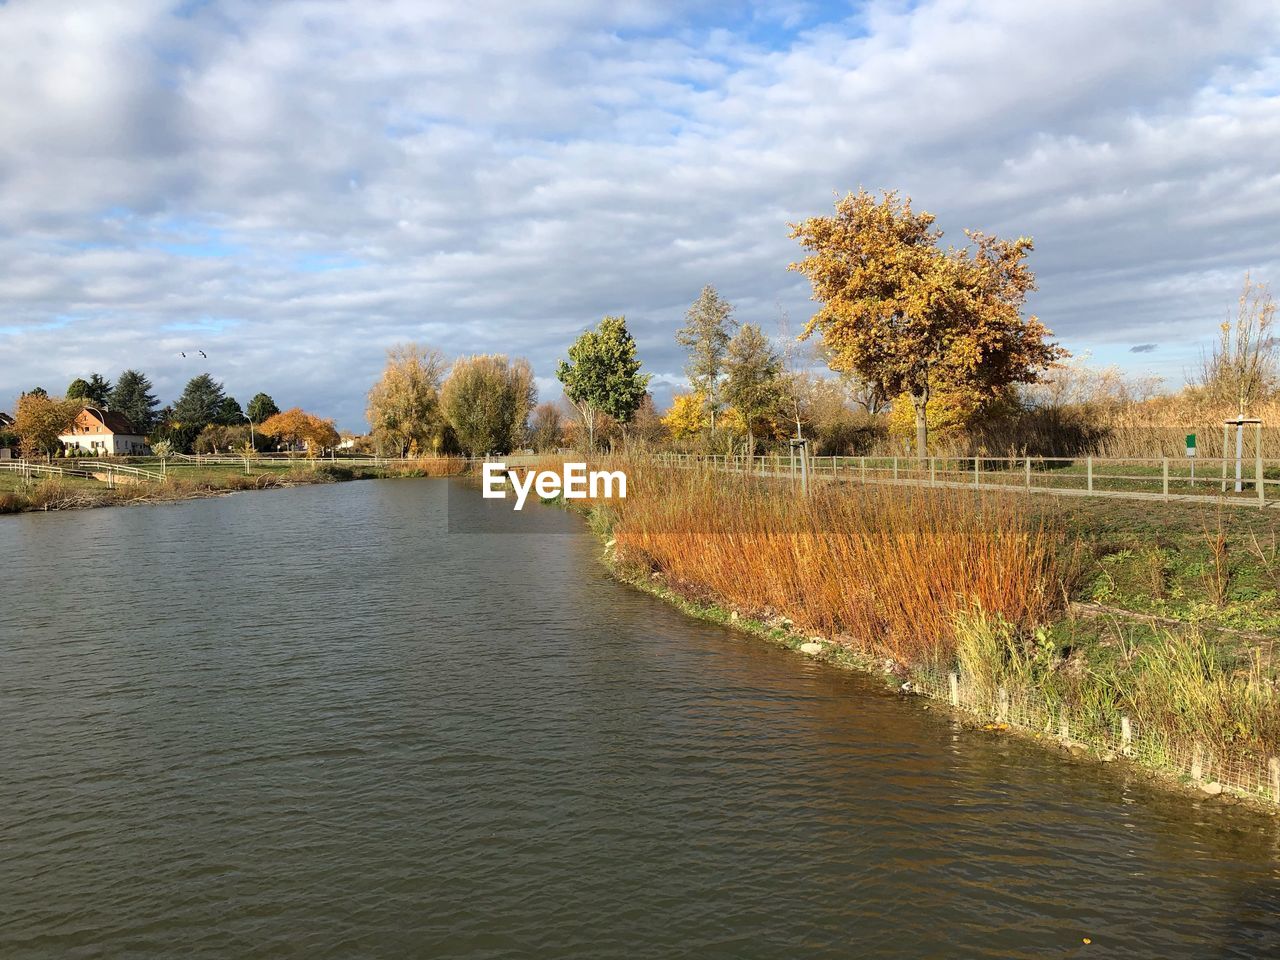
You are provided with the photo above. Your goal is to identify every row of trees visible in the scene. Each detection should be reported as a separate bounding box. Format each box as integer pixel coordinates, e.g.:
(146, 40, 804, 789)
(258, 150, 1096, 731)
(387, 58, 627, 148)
(367, 348, 539, 456)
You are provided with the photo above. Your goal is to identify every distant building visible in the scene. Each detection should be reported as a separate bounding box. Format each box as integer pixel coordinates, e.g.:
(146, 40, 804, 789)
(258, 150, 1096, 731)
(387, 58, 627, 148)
(58, 407, 149, 456)
(0, 411, 14, 459)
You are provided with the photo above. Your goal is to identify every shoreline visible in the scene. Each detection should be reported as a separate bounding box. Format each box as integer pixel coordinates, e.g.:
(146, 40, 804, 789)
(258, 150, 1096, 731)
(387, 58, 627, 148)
(0, 460, 468, 516)
(555, 471, 1280, 818)
(599, 542, 1280, 816)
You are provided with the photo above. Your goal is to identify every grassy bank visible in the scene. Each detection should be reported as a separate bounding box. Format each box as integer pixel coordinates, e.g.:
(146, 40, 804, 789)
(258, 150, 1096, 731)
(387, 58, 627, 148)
(569, 458, 1280, 804)
(0, 457, 469, 514)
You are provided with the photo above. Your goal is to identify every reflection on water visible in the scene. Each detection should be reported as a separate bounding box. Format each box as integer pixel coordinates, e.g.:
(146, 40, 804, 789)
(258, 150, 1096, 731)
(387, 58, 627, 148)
(2, 479, 1278, 959)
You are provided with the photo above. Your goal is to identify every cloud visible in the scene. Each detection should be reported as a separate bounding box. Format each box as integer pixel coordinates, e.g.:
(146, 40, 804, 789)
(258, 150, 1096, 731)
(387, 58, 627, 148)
(1, 0, 1279, 427)
(1129, 344, 1159, 353)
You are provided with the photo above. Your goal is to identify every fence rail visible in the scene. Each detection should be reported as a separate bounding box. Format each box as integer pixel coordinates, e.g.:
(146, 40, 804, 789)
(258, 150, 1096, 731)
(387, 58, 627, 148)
(655, 451, 1280, 509)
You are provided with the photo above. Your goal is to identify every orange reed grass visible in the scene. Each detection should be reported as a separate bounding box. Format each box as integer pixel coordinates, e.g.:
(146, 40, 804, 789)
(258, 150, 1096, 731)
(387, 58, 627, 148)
(608, 462, 1062, 664)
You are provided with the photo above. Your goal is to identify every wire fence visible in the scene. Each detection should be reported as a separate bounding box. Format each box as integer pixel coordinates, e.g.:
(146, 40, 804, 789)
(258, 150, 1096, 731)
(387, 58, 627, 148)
(656, 451, 1280, 509)
(908, 667, 1280, 804)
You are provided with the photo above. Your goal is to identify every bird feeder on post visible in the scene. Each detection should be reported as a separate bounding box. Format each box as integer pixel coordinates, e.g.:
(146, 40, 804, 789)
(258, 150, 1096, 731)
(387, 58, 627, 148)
(1221, 417, 1262, 494)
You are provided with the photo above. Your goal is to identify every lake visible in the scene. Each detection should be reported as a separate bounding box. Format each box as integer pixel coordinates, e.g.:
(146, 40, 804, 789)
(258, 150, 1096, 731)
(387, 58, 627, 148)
(2, 478, 1278, 958)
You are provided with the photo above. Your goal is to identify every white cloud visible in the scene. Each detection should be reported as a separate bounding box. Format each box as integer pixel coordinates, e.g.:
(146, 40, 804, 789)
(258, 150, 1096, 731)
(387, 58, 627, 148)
(1, 0, 1279, 426)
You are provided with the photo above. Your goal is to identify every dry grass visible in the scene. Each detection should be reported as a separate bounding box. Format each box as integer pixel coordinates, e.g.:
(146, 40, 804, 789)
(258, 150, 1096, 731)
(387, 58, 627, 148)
(603, 461, 1061, 663)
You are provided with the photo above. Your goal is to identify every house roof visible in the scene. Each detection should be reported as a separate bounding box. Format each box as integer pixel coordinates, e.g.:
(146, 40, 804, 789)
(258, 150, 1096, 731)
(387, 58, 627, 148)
(82, 406, 141, 436)
(0, 411, 13, 427)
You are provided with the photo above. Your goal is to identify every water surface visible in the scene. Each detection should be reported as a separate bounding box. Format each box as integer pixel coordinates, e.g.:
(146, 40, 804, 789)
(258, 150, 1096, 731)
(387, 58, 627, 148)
(2, 479, 1279, 958)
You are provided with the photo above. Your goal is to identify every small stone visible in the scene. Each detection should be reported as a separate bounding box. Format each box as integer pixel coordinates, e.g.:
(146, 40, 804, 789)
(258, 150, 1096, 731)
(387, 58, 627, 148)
(799, 642, 824, 655)
(1068, 743, 1088, 758)
(729, 611, 738, 622)
(1200, 781, 1224, 796)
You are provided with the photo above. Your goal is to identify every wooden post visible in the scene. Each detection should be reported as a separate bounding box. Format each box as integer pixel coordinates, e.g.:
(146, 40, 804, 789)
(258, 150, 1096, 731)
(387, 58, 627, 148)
(1162, 458, 1169, 500)
(1222, 422, 1229, 493)
(860, 456, 866, 482)
(1058, 715, 1069, 741)
(1257, 422, 1265, 507)
(948, 672, 959, 707)
(974, 457, 980, 488)
(1270, 757, 1280, 804)
(1191, 742, 1204, 781)
(1086, 455, 1093, 493)
(997, 686, 1009, 723)
(892, 456, 898, 482)
(1025, 457, 1031, 491)
(930, 457, 936, 484)
(1120, 716, 1132, 756)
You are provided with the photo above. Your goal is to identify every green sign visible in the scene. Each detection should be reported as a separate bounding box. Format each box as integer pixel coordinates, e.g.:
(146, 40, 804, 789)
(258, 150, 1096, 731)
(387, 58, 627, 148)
(1186, 433, 1196, 456)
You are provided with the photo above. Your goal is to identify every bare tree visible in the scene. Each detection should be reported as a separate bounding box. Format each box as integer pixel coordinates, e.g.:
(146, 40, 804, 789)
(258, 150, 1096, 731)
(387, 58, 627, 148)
(1198, 273, 1278, 415)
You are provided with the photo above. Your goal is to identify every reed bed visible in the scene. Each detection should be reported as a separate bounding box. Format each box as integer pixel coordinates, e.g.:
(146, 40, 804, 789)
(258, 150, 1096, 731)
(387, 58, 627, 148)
(605, 461, 1061, 663)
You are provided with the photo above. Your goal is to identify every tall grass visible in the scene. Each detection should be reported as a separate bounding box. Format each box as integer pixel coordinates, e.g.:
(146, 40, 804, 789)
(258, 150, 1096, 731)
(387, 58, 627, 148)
(605, 461, 1060, 663)
(951, 609, 1279, 761)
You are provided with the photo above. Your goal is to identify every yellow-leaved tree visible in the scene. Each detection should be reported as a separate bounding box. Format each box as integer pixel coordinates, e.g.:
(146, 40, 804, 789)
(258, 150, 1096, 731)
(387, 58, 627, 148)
(259, 408, 340, 458)
(789, 189, 1064, 458)
(15, 392, 83, 460)
(662, 391, 708, 441)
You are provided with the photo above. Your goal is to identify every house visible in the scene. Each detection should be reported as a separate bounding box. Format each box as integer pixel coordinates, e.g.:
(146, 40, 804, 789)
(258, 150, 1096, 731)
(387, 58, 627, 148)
(0, 411, 13, 460)
(58, 406, 149, 456)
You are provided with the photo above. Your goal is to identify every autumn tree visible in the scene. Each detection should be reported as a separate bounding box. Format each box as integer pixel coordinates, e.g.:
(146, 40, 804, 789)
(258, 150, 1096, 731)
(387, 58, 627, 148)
(724, 324, 783, 456)
(366, 343, 448, 456)
(14, 392, 83, 460)
(662, 391, 708, 442)
(528, 402, 565, 452)
(556, 315, 650, 450)
(676, 285, 737, 431)
(109, 370, 159, 433)
(258, 408, 340, 457)
(789, 189, 1063, 458)
(440, 355, 537, 456)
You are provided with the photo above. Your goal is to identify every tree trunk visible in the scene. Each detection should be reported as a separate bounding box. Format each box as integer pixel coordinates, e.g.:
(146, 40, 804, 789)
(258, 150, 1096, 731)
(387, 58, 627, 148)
(911, 391, 929, 461)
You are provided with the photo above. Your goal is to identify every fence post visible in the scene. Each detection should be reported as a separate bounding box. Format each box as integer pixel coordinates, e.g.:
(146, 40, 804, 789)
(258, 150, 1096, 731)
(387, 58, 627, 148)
(930, 457, 936, 484)
(1270, 757, 1280, 804)
(1058, 714, 1069, 741)
(1191, 742, 1204, 781)
(860, 456, 866, 483)
(997, 686, 1009, 723)
(1087, 455, 1093, 493)
(1120, 716, 1132, 756)
(1025, 457, 1031, 491)
(974, 457, 980, 488)
(1258, 445, 1266, 507)
(948, 672, 959, 707)
(893, 456, 898, 482)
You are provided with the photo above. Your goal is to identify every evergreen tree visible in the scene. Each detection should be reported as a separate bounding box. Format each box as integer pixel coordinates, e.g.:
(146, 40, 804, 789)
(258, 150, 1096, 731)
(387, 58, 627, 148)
(172, 373, 227, 430)
(109, 370, 160, 433)
(215, 396, 247, 425)
(246, 392, 281, 425)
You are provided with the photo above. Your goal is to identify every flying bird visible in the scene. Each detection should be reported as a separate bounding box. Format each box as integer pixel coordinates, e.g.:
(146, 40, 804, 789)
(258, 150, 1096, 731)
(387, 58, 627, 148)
(199, 350, 207, 358)
(180, 352, 186, 358)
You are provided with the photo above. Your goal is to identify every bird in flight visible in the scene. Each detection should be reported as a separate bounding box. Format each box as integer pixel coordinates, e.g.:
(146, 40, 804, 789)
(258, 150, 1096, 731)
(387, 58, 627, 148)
(198, 350, 207, 358)
(180, 352, 186, 358)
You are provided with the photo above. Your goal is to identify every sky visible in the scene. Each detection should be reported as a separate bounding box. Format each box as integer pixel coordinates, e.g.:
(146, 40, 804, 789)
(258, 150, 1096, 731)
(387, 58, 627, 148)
(2, 0, 1279, 430)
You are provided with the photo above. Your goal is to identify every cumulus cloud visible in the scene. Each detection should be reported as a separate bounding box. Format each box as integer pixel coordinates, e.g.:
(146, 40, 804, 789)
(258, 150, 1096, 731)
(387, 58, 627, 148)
(2, 0, 1278, 426)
